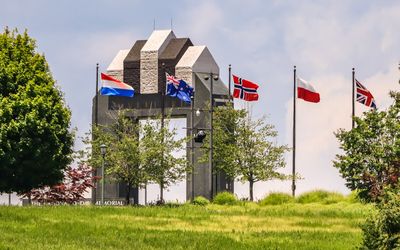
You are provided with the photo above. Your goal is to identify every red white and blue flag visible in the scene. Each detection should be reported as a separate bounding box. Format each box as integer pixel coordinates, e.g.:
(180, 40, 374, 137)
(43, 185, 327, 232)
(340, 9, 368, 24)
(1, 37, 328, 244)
(356, 79, 377, 109)
(232, 75, 259, 101)
(100, 73, 134, 97)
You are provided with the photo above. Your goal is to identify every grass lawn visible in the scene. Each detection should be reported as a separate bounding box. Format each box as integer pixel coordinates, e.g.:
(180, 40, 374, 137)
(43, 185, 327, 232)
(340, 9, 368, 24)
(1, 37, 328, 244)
(0, 202, 372, 249)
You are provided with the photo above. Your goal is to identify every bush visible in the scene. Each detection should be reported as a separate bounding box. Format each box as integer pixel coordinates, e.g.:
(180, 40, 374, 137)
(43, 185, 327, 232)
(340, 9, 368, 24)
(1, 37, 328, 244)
(360, 192, 400, 249)
(296, 190, 345, 204)
(213, 191, 237, 205)
(346, 190, 362, 203)
(192, 196, 210, 206)
(259, 192, 294, 206)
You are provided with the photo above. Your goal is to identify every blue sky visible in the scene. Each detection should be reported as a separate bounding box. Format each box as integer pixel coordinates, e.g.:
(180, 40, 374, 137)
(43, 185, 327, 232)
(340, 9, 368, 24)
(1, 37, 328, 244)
(1, 0, 399, 201)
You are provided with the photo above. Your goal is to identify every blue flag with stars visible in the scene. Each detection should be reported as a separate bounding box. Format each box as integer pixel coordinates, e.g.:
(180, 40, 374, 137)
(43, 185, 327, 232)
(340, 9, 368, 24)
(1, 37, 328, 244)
(166, 73, 194, 103)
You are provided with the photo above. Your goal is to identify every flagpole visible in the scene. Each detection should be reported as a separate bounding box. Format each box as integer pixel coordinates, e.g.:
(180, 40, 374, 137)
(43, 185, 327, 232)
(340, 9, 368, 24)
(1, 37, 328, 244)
(160, 63, 166, 203)
(210, 72, 214, 199)
(93, 62, 99, 205)
(292, 65, 296, 197)
(228, 64, 232, 100)
(352, 68, 355, 129)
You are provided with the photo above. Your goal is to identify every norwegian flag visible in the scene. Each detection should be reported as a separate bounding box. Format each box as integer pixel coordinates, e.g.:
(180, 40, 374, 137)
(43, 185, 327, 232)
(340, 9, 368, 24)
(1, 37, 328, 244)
(356, 79, 377, 109)
(232, 75, 259, 101)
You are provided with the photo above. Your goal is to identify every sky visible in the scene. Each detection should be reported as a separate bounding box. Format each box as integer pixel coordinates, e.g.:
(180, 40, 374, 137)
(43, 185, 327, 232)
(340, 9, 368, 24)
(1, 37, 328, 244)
(1, 0, 399, 203)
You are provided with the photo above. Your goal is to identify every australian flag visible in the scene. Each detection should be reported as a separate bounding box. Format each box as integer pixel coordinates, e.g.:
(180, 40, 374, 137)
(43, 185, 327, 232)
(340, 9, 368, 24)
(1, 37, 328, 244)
(356, 79, 377, 109)
(166, 73, 194, 103)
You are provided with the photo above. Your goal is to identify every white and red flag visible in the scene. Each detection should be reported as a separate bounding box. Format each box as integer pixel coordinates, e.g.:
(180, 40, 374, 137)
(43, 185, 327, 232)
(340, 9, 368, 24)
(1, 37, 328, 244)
(232, 75, 259, 101)
(297, 77, 320, 103)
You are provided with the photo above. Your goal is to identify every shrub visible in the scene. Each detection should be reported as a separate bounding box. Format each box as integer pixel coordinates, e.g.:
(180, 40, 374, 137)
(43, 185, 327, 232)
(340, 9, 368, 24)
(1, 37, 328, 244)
(192, 196, 210, 206)
(360, 192, 400, 249)
(296, 190, 345, 204)
(346, 190, 362, 203)
(213, 191, 237, 205)
(259, 192, 294, 206)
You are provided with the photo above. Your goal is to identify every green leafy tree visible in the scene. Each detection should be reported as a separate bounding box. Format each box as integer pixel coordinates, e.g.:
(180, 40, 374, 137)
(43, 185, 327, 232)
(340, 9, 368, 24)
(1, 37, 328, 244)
(206, 105, 289, 201)
(141, 118, 189, 203)
(212, 104, 247, 180)
(334, 91, 400, 202)
(0, 28, 74, 194)
(236, 115, 289, 201)
(83, 110, 146, 205)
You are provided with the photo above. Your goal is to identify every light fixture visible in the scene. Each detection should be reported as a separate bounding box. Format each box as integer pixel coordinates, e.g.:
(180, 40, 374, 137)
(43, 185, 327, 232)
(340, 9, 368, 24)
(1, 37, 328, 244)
(195, 109, 201, 117)
(100, 144, 107, 156)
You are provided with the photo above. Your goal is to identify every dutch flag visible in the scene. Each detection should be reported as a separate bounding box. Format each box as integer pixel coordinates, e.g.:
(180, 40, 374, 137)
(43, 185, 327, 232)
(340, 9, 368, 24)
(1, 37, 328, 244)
(100, 73, 134, 97)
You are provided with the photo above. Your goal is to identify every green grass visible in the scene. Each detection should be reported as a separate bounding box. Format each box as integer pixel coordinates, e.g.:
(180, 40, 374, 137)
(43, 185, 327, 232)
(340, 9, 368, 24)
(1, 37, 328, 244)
(259, 192, 295, 205)
(297, 190, 346, 204)
(0, 202, 373, 249)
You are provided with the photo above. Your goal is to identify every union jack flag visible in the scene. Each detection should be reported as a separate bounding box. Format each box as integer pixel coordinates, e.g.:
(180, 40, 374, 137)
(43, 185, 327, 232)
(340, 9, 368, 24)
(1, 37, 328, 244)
(233, 75, 259, 102)
(166, 73, 180, 89)
(356, 79, 377, 109)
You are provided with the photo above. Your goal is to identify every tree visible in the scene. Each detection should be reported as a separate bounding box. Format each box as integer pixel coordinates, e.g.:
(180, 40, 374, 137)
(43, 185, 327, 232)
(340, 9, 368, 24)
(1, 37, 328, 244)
(141, 118, 189, 203)
(84, 110, 146, 205)
(24, 163, 97, 205)
(211, 103, 246, 180)
(236, 115, 289, 201)
(208, 104, 289, 201)
(0, 28, 74, 194)
(334, 91, 400, 202)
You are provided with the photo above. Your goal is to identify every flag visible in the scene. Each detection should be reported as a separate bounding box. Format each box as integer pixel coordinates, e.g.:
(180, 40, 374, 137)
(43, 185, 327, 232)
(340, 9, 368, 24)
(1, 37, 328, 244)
(100, 73, 134, 97)
(356, 79, 377, 109)
(166, 73, 194, 103)
(297, 77, 320, 103)
(232, 75, 259, 101)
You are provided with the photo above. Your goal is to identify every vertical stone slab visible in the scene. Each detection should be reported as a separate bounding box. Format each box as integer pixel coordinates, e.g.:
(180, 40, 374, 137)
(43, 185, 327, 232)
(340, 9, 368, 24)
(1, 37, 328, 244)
(175, 46, 220, 87)
(106, 49, 129, 81)
(140, 30, 176, 94)
(175, 45, 222, 200)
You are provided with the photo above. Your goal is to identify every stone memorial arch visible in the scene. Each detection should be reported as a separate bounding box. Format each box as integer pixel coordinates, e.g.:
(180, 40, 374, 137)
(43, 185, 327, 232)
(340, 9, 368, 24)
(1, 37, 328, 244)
(93, 30, 233, 204)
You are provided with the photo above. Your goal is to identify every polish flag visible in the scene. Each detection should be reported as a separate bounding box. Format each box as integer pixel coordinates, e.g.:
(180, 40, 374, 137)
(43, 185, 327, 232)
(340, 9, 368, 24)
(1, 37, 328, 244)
(297, 77, 320, 103)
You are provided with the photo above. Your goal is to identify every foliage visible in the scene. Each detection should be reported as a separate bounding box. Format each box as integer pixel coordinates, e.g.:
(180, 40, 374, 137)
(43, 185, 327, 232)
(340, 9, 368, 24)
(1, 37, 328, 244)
(296, 190, 345, 204)
(210, 103, 247, 180)
(141, 117, 189, 202)
(0, 203, 371, 249)
(360, 192, 400, 249)
(334, 91, 400, 203)
(192, 196, 210, 206)
(23, 163, 97, 205)
(235, 115, 289, 201)
(82, 110, 146, 205)
(259, 192, 294, 205)
(213, 191, 237, 205)
(0, 28, 74, 194)
(206, 104, 289, 201)
(346, 190, 362, 203)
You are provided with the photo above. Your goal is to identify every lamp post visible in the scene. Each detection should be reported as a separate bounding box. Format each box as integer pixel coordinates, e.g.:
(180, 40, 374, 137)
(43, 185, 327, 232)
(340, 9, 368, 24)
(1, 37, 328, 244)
(204, 72, 219, 199)
(100, 144, 107, 205)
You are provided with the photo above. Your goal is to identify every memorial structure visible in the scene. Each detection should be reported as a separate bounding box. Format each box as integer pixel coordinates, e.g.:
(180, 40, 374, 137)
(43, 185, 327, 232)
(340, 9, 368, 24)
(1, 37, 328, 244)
(93, 30, 233, 204)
